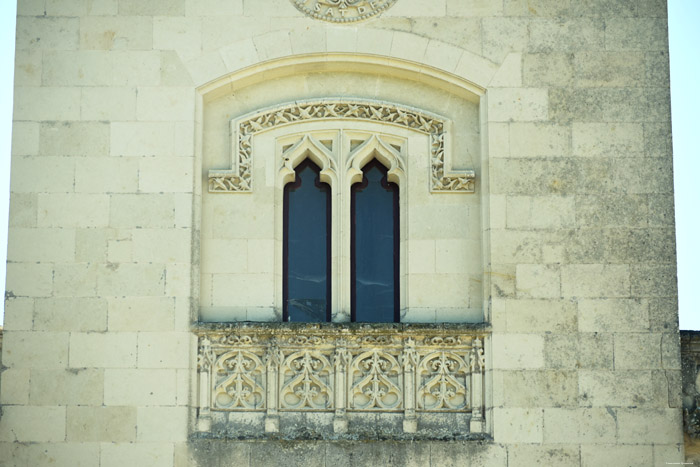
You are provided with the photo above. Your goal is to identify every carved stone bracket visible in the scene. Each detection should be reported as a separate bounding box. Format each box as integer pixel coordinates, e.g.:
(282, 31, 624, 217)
(194, 324, 488, 436)
(208, 99, 475, 194)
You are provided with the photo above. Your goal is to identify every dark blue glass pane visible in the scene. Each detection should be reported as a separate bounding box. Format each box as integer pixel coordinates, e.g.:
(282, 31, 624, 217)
(284, 160, 330, 322)
(352, 161, 398, 322)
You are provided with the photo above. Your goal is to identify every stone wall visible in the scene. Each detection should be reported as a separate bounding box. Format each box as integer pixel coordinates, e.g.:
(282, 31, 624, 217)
(1, 0, 682, 465)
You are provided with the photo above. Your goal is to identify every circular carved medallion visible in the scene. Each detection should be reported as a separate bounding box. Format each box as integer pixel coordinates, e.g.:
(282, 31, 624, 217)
(291, 0, 398, 23)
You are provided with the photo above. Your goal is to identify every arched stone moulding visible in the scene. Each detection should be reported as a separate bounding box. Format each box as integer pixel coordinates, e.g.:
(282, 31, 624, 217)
(207, 98, 475, 194)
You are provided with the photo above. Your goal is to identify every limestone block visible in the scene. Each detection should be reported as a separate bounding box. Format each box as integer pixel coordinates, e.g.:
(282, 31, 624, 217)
(201, 238, 247, 274)
(578, 298, 649, 332)
(217, 38, 259, 73)
(507, 196, 575, 229)
(13, 86, 81, 120)
(17, 0, 46, 16)
(247, 239, 274, 274)
(491, 158, 579, 195)
(108, 238, 132, 263)
(614, 333, 662, 369)
(482, 18, 528, 62)
(101, 442, 175, 467)
(66, 406, 136, 442)
(110, 51, 162, 85)
(504, 0, 571, 17)
(572, 122, 644, 157)
(616, 408, 682, 444)
(110, 194, 177, 228)
(0, 368, 30, 405)
(608, 227, 674, 263)
(0, 406, 66, 442)
(654, 444, 685, 465)
(447, 0, 502, 16)
(5, 263, 54, 297)
(515, 264, 560, 298)
(606, 17, 668, 51)
(3, 297, 34, 331)
(631, 263, 678, 297)
(104, 369, 177, 406)
(493, 408, 543, 443)
(523, 52, 573, 87)
(97, 263, 166, 296)
(69, 332, 137, 368)
(253, 30, 292, 62)
(164, 263, 191, 298)
(137, 87, 195, 122)
(15, 16, 79, 50)
(492, 333, 544, 369)
(153, 17, 201, 61)
(578, 370, 660, 407)
(42, 50, 114, 86)
(490, 230, 544, 264)
(430, 441, 507, 467)
(209, 196, 274, 239)
(408, 274, 469, 308)
(576, 195, 648, 229)
(201, 16, 267, 53)
(581, 444, 653, 467)
(11, 121, 39, 157)
(561, 264, 630, 298)
(138, 157, 193, 193)
(211, 274, 274, 307)
(7, 228, 75, 263)
(30, 369, 104, 405)
(184, 50, 229, 87)
(383, 0, 445, 16)
(648, 194, 675, 227)
(661, 333, 681, 370)
(34, 297, 107, 332)
(545, 332, 613, 370)
(507, 445, 579, 467)
(160, 51, 194, 86)
(503, 370, 578, 408)
(645, 122, 673, 157)
(46, 0, 96, 16)
(38, 193, 110, 228)
(574, 51, 645, 87)
(14, 49, 42, 87)
(528, 18, 605, 53)
(132, 229, 192, 263)
(325, 27, 357, 53)
(10, 156, 74, 193)
(137, 407, 189, 442)
(326, 441, 430, 466)
(489, 88, 549, 123)
(646, 50, 670, 86)
(389, 31, 429, 63)
(185, 0, 243, 16)
(75, 157, 139, 193)
(489, 53, 522, 88)
(174, 441, 251, 467)
(53, 263, 99, 297)
(423, 40, 463, 74)
(649, 297, 679, 333)
(25, 442, 101, 467)
(118, 0, 184, 15)
(74, 225, 117, 261)
(108, 297, 176, 332)
(506, 299, 576, 333)
(137, 332, 191, 369)
(80, 87, 137, 121)
(435, 239, 472, 275)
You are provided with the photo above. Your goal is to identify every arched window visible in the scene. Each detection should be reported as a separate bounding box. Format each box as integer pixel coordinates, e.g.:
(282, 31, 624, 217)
(283, 159, 331, 322)
(351, 159, 399, 323)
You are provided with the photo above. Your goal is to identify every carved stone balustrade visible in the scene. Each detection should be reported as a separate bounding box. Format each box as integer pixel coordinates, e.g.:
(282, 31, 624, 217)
(194, 322, 488, 440)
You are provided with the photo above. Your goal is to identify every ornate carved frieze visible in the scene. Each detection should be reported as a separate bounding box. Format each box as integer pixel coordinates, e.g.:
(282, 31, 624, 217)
(208, 99, 476, 194)
(195, 324, 487, 435)
(290, 0, 398, 23)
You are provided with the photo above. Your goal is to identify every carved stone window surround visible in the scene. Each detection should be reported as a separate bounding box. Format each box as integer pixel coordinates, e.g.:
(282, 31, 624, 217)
(194, 322, 489, 439)
(207, 99, 476, 194)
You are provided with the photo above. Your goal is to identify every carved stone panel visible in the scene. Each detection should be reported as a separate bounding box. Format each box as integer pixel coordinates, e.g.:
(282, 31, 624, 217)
(208, 99, 475, 194)
(290, 0, 398, 23)
(195, 323, 488, 438)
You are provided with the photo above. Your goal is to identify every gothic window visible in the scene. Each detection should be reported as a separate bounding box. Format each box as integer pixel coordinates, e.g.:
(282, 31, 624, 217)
(283, 159, 331, 322)
(351, 159, 399, 323)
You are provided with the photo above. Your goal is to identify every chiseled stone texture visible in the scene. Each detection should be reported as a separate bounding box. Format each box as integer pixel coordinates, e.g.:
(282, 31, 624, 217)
(3, 0, 681, 465)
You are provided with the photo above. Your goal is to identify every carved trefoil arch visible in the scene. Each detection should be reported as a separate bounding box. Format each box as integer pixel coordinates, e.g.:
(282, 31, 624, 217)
(207, 99, 476, 194)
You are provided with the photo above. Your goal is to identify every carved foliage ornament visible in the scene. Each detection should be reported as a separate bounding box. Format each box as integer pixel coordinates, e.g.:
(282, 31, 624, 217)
(291, 0, 398, 23)
(208, 99, 476, 194)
